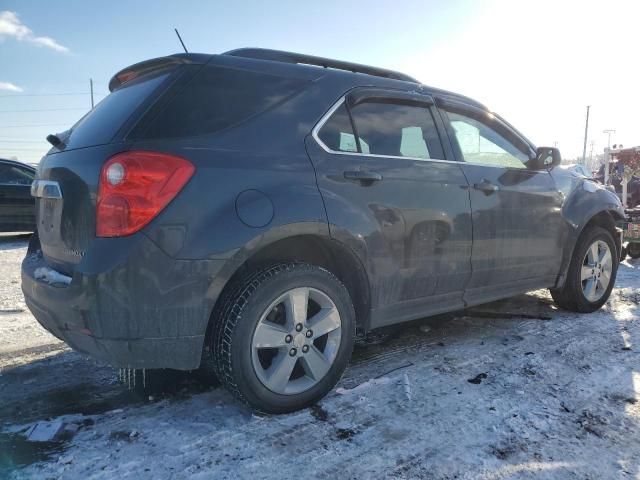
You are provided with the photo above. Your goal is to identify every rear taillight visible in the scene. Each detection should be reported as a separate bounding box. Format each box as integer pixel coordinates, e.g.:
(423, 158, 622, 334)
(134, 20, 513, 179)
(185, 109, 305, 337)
(96, 151, 194, 237)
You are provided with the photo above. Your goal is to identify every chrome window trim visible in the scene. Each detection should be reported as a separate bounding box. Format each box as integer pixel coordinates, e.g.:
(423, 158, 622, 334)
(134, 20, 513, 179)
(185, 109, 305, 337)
(311, 96, 530, 171)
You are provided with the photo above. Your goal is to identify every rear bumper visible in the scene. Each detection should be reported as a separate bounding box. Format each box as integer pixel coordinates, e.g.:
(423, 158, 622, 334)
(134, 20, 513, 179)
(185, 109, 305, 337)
(21, 234, 226, 370)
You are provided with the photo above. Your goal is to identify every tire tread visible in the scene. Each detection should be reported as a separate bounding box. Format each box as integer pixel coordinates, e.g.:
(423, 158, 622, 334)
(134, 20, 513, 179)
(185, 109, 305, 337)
(210, 263, 353, 413)
(551, 226, 617, 313)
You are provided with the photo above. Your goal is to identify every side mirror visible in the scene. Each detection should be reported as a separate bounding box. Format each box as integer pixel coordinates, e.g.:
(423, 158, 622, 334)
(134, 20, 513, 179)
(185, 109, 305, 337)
(531, 147, 562, 170)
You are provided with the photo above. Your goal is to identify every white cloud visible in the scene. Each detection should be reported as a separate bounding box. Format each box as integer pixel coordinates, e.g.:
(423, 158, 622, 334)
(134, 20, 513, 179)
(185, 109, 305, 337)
(0, 81, 23, 92)
(0, 11, 69, 53)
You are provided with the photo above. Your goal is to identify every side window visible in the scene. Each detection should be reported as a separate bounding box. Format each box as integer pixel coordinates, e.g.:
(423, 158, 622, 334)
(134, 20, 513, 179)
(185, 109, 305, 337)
(445, 111, 530, 169)
(0, 164, 34, 185)
(350, 102, 444, 159)
(316, 98, 444, 160)
(400, 126, 428, 158)
(317, 104, 358, 153)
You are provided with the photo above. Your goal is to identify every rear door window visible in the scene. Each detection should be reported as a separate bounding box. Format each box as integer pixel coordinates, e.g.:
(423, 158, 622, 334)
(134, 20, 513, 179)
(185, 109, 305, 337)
(135, 65, 309, 139)
(317, 99, 444, 160)
(350, 101, 444, 160)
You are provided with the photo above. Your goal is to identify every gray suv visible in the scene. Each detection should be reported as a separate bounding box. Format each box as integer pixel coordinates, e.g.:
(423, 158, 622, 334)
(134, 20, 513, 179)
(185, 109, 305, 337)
(22, 48, 625, 413)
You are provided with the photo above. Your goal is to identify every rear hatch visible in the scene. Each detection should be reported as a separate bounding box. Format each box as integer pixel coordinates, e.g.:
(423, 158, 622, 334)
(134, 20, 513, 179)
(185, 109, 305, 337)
(34, 52, 316, 275)
(34, 56, 202, 274)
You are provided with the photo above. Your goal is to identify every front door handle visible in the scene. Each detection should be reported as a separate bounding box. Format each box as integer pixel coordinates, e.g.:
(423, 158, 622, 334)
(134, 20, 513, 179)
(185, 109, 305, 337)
(343, 170, 383, 183)
(473, 179, 499, 194)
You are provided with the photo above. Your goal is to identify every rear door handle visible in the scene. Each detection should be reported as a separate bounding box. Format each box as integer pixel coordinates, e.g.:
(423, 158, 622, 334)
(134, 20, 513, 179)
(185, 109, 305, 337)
(343, 170, 383, 183)
(473, 179, 499, 193)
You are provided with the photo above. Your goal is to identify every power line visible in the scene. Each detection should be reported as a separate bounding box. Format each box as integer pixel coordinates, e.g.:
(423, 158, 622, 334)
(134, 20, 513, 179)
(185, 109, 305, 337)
(0, 124, 69, 128)
(0, 136, 44, 140)
(0, 92, 106, 98)
(0, 107, 87, 113)
(0, 147, 49, 151)
(0, 140, 46, 143)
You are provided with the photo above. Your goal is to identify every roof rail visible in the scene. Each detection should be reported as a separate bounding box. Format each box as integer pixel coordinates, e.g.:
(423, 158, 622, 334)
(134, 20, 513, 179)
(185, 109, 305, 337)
(224, 48, 418, 83)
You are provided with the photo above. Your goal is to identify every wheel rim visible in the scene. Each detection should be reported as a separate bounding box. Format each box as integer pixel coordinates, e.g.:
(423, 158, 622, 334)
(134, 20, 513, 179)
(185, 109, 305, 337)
(251, 287, 342, 395)
(581, 240, 613, 302)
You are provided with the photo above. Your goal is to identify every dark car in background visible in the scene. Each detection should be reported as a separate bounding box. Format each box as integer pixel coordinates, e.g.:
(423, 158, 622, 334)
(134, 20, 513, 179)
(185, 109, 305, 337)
(22, 49, 625, 413)
(0, 158, 36, 232)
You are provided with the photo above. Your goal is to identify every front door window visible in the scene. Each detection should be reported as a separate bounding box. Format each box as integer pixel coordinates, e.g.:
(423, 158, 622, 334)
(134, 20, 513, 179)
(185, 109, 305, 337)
(445, 111, 530, 169)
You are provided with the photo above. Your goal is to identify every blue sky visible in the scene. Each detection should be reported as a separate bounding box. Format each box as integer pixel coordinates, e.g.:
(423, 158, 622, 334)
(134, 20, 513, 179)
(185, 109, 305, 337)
(1, 0, 638, 165)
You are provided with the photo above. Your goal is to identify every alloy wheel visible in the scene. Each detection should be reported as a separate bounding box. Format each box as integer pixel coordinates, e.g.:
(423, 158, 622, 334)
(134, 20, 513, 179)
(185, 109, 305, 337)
(581, 240, 613, 302)
(251, 287, 342, 395)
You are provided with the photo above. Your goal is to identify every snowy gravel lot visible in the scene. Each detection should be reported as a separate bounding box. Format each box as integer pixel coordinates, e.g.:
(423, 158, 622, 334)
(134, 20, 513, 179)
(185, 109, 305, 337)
(1, 232, 639, 479)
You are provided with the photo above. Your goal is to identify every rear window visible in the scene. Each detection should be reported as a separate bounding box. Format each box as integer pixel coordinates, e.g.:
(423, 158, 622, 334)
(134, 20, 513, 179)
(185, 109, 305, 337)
(63, 71, 171, 150)
(133, 65, 309, 139)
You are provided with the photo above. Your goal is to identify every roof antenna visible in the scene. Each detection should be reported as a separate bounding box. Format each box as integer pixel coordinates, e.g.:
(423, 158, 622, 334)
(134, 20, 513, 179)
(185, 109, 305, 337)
(174, 28, 188, 53)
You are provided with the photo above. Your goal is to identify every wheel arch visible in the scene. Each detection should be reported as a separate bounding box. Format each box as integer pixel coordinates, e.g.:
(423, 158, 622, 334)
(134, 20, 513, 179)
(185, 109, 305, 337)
(578, 209, 623, 255)
(204, 232, 371, 344)
(556, 208, 623, 288)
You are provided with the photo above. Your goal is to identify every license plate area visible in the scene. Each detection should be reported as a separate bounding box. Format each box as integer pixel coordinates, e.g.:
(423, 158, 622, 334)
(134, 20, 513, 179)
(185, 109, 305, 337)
(33, 180, 64, 244)
(37, 197, 64, 242)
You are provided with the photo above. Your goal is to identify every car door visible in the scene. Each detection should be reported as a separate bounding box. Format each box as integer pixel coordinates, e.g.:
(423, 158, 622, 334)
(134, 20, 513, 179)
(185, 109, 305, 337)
(436, 98, 564, 306)
(305, 88, 473, 328)
(0, 162, 36, 231)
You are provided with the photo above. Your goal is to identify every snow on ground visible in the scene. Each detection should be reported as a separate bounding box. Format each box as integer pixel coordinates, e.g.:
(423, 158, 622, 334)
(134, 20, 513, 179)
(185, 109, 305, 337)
(1, 232, 639, 479)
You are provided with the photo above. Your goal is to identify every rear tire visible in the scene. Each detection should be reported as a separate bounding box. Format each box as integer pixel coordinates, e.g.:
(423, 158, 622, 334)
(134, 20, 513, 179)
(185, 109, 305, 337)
(211, 263, 355, 413)
(550, 226, 618, 313)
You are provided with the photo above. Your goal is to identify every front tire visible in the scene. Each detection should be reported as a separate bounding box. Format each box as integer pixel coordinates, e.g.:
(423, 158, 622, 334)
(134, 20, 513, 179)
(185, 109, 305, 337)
(550, 226, 618, 313)
(211, 263, 355, 413)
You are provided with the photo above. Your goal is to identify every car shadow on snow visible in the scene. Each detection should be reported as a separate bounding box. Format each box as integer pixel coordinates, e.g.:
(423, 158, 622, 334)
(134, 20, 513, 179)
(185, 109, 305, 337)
(0, 349, 215, 473)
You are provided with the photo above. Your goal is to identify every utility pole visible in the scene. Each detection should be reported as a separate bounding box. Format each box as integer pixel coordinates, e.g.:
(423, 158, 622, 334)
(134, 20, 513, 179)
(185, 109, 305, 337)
(581, 105, 590, 166)
(90, 78, 94, 109)
(603, 129, 615, 185)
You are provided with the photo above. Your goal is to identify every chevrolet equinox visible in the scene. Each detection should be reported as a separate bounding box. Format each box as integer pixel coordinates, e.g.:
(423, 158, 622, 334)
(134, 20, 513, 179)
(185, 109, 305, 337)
(23, 48, 625, 413)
